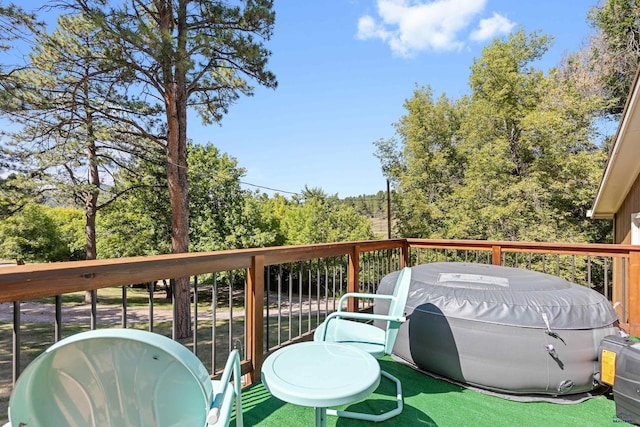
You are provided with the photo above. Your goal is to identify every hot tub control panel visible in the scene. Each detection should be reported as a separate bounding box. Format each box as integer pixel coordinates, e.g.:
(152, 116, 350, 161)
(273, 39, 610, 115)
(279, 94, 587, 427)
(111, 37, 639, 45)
(598, 335, 640, 425)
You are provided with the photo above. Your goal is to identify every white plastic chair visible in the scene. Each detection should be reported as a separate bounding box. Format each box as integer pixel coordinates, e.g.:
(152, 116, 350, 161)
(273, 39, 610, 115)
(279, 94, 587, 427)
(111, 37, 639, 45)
(209, 349, 243, 426)
(313, 266, 412, 422)
(4, 328, 242, 427)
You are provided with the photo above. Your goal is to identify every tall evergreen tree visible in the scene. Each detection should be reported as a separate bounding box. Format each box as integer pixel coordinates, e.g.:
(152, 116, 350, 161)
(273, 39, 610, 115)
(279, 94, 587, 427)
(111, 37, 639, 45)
(67, 0, 277, 338)
(5, 13, 160, 301)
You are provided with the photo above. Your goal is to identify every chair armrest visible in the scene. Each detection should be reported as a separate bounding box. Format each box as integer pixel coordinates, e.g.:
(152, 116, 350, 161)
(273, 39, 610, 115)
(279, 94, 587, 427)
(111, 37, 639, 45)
(320, 310, 406, 341)
(208, 349, 242, 425)
(337, 292, 394, 310)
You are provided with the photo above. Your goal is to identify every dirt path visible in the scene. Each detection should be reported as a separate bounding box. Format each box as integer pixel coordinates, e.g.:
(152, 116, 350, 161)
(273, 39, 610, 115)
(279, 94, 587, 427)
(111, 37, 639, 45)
(0, 301, 177, 324)
(0, 296, 340, 325)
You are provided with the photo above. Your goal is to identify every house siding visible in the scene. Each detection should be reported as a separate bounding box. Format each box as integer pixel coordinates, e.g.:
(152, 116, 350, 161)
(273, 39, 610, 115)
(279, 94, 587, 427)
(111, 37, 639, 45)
(614, 172, 640, 244)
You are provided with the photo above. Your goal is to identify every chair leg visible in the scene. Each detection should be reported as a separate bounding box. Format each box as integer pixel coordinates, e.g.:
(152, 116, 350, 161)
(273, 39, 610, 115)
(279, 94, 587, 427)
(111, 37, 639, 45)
(325, 369, 403, 422)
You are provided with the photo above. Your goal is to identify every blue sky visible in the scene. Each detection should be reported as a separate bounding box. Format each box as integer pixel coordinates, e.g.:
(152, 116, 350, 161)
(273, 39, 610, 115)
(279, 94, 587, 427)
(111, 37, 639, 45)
(9, 1, 600, 198)
(199, 0, 600, 198)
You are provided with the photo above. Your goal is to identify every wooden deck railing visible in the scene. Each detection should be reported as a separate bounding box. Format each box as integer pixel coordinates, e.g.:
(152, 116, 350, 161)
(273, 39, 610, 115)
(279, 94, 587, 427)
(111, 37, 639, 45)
(0, 238, 638, 403)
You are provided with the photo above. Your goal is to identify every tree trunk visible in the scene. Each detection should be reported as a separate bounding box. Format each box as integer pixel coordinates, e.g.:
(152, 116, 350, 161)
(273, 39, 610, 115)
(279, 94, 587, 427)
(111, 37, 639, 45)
(84, 114, 99, 304)
(166, 81, 191, 338)
(159, 0, 191, 338)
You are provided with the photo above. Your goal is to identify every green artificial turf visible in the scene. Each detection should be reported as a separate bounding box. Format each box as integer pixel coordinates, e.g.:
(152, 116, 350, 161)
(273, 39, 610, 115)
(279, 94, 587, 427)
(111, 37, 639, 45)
(237, 357, 626, 427)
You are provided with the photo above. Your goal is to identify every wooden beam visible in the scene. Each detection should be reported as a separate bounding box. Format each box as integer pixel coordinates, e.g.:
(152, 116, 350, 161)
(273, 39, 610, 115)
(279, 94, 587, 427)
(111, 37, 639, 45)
(400, 240, 409, 268)
(492, 245, 502, 266)
(246, 255, 265, 383)
(628, 250, 640, 336)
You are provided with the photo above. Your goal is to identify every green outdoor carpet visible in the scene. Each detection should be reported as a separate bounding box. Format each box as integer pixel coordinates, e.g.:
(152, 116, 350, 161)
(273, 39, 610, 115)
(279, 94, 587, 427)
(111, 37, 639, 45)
(237, 357, 625, 426)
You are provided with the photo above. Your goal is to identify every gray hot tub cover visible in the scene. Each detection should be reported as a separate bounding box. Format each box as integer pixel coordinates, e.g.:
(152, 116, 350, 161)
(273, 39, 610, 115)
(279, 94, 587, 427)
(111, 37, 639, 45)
(377, 262, 617, 330)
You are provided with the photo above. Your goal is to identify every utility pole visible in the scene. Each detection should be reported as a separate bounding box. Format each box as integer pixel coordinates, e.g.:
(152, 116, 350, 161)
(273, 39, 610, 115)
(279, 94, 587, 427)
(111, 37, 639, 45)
(386, 179, 391, 239)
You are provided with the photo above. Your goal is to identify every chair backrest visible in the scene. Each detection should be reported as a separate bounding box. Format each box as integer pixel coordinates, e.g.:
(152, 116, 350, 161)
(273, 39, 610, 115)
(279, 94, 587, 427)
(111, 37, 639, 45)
(8, 329, 214, 427)
(384, 267, 412, 354)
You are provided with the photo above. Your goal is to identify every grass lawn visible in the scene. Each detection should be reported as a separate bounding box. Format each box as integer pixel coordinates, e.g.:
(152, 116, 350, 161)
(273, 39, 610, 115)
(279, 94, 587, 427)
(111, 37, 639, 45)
(241, 357, 623, 426)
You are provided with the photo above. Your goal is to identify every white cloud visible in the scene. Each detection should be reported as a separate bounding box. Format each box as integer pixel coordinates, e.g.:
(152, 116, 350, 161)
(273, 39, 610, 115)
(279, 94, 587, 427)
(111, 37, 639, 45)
(356, 0, 487, 57)
(357, 15, 392, 42)
(470, 12, 516, 41)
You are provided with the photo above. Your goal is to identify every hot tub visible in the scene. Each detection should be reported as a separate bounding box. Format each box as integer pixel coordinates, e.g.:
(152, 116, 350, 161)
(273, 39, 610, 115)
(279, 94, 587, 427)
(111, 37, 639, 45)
(375, 262, 619, 395)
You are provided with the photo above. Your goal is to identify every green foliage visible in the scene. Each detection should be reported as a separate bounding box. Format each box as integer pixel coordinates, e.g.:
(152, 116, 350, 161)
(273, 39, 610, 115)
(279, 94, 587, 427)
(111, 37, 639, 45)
(587, 0, 640, 115)
(188, 143, 280, 251)
(77, 0, 278, 124)
(97, 144, 171, 258)
(271, 187, 375, 245)
(0, 204, 70, 263)
(0, 172, 44, 219)
(3, 12, 163, 262)
(0, 3, 42, 107)
(48, 207, 86, 261)
(377, 30, 610, 244)
(98, 142, 283, 257)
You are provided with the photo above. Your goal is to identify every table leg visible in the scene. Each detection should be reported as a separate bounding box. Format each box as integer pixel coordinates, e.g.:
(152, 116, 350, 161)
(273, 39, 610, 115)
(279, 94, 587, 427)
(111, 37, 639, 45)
(315, 407, 327, 427)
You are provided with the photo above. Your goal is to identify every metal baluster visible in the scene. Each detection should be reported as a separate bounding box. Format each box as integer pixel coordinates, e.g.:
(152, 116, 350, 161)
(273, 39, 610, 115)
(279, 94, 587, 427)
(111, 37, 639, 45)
(228, 270, 233, 353)
(13, 301, 20, 385)
(316, 259, 321, 324)
(91, 289, 97, 330)
(604, 258, 610, 301)
(277, 265, 282, 345)
(171, 278, 176, 340)
(55, 295, 62, 341)
(243, 277, 247, 359)
(332, 257, 337, 312)
(339, 256, 344, 304)
(122, 286, 127, 329)
(193, 275, 198, 355)
(370, 251, 374, 295)
(212, 274, 217, 372)
(324, 259, 329, 318)
(622, 260, 627, 323)
(308, 260, 312, 332)
(298, 261, 303, 338)
(149, 281, 155, 332)
(288, 263, 293, 342)
(263, 266, 269, 352)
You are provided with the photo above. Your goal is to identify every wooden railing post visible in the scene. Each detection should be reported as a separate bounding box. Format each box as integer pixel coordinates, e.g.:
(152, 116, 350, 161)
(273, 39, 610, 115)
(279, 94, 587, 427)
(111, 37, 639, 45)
(492, 245, 502, 266)
(628, 250, 640, 336)
(348, 245, 360, 312)
(246, 255, 264, 384)
(400, 240, 409, 268)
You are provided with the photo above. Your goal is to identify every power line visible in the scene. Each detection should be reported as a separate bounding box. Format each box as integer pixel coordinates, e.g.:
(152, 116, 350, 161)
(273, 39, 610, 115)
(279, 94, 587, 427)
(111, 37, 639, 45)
(239, 181, 301, 196)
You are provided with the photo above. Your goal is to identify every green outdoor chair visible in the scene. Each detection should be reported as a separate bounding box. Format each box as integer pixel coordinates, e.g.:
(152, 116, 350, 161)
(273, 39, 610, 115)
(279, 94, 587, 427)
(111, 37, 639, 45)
(313, 266, 412, 422)
(4, 328, 242, 427)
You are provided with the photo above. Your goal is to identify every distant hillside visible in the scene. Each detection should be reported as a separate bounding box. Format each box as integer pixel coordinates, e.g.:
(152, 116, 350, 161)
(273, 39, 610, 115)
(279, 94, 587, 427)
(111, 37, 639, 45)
(339, 191, 387, 218)
(338, 191, 390, 238)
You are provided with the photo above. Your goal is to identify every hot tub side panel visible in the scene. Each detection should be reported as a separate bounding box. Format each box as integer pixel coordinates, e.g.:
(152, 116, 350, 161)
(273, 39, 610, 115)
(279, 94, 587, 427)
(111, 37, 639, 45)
(391, 305, 618, 395)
